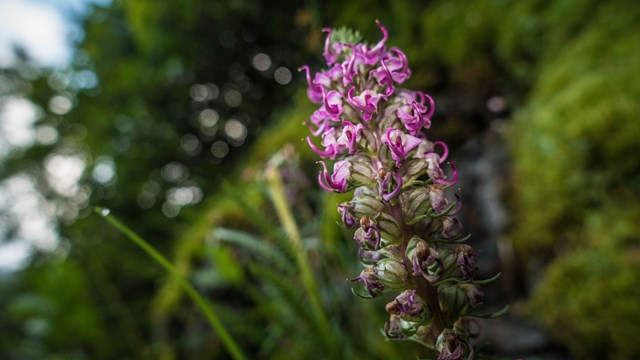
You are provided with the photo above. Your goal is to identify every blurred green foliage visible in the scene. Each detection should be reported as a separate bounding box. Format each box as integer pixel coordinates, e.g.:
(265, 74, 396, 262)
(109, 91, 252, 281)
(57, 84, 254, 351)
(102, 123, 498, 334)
(528, 203, 640, 359)
(512, 1, 640, 252)
(1, 0, 639, 359)
(508, 1, 640, 358)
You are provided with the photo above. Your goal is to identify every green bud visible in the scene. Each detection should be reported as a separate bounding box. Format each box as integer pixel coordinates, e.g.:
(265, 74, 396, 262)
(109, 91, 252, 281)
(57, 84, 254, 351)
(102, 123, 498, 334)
(405, 236, 423, 260)
(437, 283, 468, 317)
(374, 258, 409, 288)
(401, 187, 433, 225)
(378, 244, 404, 261)
(351, 186, 383, 218)
(330, 27, 363, 46)
(349, 155, 377, 186)
(376, 212, 403, 245)
(400, 158, 429, 183)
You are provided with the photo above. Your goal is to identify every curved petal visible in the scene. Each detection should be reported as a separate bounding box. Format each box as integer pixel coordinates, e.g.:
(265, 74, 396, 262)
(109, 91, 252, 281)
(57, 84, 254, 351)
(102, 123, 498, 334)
(306, 136, 335, 159)
(382, 172, 403, 201)
(299, 65, 323, 104)
(433, 141, 448, 163)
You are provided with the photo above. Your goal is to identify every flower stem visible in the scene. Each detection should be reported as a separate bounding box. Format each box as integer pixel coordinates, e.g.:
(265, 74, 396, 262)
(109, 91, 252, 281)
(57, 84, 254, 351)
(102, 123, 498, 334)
(415, 276, 446, 340)
(94, 208, 247, 360)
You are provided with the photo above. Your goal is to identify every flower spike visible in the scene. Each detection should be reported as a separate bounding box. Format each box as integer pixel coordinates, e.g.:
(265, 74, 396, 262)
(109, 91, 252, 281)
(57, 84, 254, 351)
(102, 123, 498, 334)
(302, 21, 500, 358)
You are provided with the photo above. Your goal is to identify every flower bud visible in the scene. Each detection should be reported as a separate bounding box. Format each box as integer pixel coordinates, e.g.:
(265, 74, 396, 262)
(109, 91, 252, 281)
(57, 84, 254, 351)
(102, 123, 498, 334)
(401, 187, 432, 222)
(351, 186, 383, 218)
(428, 185, 448, 213)
(358, 247, 383, 265)
(374, 258, 409, 288)
(400, 157, 429, 183)
(379, 243, 404, 261)
(378, 243, 404, 261)
(349, 155, 376, 186)
(375, 212, 402, 245)
(437, 284, 468, 316)
(354, 216, 381, 250)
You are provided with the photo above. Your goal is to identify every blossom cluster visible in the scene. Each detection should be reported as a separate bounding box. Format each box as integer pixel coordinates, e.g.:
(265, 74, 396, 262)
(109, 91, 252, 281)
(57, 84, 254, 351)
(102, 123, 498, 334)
(302, 22, 498, 359)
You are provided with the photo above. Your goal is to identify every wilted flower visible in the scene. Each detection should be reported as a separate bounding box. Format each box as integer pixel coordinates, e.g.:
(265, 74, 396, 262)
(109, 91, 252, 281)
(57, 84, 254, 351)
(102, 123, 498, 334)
(436, 329, 472, 360)
(386, 290, 426, 321)
(460, 283, 484, 306)
(455, 244, 478, 280)
(351, 267, 385, 298)
(354, 216, 381, 250)
(409, 239, 443, 283)
(338, 202, 358, 228)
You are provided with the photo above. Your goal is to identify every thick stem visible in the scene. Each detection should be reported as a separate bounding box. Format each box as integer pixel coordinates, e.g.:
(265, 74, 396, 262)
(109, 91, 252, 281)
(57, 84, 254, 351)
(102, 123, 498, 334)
(386, 199, 448, 344)
(415, 275, 446, 340)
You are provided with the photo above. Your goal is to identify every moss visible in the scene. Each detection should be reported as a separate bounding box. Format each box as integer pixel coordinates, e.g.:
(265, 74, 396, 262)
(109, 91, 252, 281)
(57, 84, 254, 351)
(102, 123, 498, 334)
(529, 243, 640, 359)
(511, 1, 640, 250)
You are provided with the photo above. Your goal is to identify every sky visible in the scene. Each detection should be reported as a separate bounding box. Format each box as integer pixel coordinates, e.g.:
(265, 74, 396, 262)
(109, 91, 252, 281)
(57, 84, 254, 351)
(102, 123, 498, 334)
(0, 0, 107, 270)
(0, 0, 91, 67)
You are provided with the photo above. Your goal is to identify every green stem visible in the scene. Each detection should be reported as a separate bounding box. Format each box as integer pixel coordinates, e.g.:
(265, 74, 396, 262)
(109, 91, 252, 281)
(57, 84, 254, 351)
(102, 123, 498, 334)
(264, 167, 336, 354)
(94, 208, 247, 360)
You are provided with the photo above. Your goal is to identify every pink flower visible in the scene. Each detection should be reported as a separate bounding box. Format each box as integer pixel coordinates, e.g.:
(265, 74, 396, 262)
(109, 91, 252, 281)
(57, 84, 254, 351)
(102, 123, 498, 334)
(299, 65, 323, 105)
(377, 169, 403, 201)
(370, 62, 395, 97)
(382, 48, 411, 84)
(425, 154, 458, 185)
(306, 108, 331, 136)
(322, 28, 346, 65)
(323, 89, 344, 120)
(318, 159, 350, 192)
(341, 44, 366, 86)
(347, 87, 386, 122)
(383, 128, 422, 166)
(337, 121, 363, 154)
(307, 128, 341, 159)
(313, 64, 343, 87)
(397, 91, 435, 132)
(358, 20, 388, 65)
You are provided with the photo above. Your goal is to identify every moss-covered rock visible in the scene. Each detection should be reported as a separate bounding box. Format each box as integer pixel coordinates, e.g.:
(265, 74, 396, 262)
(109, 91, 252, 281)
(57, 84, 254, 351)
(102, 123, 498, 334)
(529, 242, 640, 359)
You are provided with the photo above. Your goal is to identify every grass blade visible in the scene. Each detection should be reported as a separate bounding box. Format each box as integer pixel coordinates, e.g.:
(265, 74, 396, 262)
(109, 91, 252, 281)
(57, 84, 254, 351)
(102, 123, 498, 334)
(94, 207, 247, 360)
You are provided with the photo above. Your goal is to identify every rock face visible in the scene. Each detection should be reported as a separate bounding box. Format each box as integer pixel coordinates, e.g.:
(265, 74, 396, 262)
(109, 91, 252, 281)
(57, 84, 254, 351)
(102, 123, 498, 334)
(455, 126, 573, 359)
(456, 124, 512, 301)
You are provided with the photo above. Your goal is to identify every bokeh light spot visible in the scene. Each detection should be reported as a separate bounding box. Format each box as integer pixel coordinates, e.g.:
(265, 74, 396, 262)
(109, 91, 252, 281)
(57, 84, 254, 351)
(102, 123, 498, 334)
(252, 53, 272, 71)
(48, 94, 73, 115)
(224, 89, 243, 107)
(224, 118, 247, 144)
(211, 140, 229, 158)
(274, 67, 292, 85)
